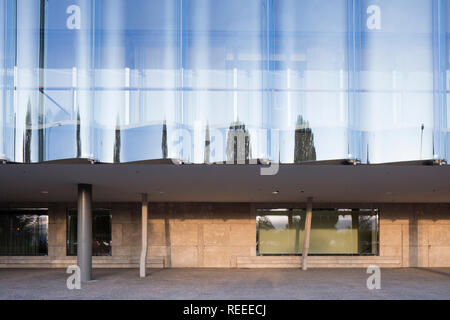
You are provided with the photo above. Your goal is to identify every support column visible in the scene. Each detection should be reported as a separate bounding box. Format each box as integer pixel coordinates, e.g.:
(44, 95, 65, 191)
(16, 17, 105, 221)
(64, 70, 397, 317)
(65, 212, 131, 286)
(302, 197, 313, 271)
(140, 194, 148, 278)
(77, 184, 92, 282)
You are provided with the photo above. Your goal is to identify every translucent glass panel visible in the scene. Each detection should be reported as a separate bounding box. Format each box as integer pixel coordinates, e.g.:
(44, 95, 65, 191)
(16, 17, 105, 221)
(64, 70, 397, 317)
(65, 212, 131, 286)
(13, 0, 42, 163)
(446, 0, 450, 161)
(94, 0, 181, 162)
(0, 0, 15, 162)
(359, 0, 435, 163)
(44, 0, 95, 161)
(0, 1, 449, 164)
(257, 208, 379, 255)
(183, 0, 269, 163)
(272, 0, 350, 163)
(1, 0, 94, 162)
(0, 0, 6, 160)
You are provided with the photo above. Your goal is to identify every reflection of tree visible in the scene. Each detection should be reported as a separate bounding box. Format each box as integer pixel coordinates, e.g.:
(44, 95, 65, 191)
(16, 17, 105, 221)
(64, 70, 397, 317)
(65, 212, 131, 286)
(0, 213, 48, 256)
(326, 214, 339, 228)
(294, 115, 316, 162)
(285, 216, 303, 229)
(359, 215, 374, 231)
(204, 123, 210, 164)
(358, 213, 376, 254)
(24, 99, 32, 163)
(18, 215, 34, 230)
(16, 215, 40, 255)
(226, 121, 251, 164)
(286, 214, 303, 254)
(161, 120, 168, 159)
(113, 115, 120, 163)
(257, 216, 275, 230)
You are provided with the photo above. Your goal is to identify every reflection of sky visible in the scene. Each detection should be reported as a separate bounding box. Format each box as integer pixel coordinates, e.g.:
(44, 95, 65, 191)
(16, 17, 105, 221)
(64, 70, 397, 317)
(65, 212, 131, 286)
(1, 0, 448, 163)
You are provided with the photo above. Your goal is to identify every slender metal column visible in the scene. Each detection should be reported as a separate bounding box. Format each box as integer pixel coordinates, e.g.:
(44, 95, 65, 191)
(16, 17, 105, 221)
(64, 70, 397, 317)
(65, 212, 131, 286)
(140, 194, 148, 278)
(302, 197, 313, 270)
(77, 184, 92, 282)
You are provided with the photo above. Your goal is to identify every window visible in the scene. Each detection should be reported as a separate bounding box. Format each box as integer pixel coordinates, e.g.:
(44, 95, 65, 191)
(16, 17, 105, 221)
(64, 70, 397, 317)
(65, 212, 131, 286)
(257, 208, 379, 256)
(0, 209, 48, 256)
(66, 209, 112, 256)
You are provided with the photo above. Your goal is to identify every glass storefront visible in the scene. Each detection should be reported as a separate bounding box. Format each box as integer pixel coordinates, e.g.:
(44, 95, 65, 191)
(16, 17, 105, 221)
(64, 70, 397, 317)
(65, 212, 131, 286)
(66, 208, 112, 256)
(0, 1, 448, 164)
(257, 208, 379, 255)
(0, 209, 48, 256)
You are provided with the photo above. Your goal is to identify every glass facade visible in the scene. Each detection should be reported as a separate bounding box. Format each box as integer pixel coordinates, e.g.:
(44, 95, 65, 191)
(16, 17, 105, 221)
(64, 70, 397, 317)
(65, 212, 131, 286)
(0, 0, 449, 164)
(66, 208, 112, 256)
(0, 209, 48, 256)
(257, 208, 379, 255)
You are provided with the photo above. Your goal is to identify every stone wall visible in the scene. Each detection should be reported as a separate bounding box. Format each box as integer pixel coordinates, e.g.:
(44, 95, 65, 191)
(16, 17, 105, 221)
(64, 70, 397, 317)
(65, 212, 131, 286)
(378, 203, 450, 267)
(145, 203, 256, 268)
(0, 202, 449, 268)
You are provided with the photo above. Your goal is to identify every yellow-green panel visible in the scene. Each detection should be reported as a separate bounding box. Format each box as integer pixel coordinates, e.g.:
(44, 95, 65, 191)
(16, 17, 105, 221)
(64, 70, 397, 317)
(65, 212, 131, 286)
(309, 229, 358, 254)
(259, 228, 304, 254)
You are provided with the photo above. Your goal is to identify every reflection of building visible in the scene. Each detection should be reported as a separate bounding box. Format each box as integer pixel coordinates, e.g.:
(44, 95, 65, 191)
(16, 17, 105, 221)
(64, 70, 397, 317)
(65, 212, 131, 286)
(294, 115, 316, 163)
(226, 121, 251, 164)
(204, 124, 210, 164)
(161, 121, 168, 159)
(1, 1, 450, 279)
(76, 110, 81, 158)
(114, 115, 121, 163)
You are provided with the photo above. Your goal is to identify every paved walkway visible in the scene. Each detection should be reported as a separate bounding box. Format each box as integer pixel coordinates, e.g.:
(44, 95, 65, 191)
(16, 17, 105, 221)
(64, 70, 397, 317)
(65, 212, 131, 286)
(0, 268, 449, 300)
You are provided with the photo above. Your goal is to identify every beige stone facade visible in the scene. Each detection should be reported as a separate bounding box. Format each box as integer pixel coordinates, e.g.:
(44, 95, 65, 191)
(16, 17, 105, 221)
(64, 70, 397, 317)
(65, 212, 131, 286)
(0, 202, 449, 268)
